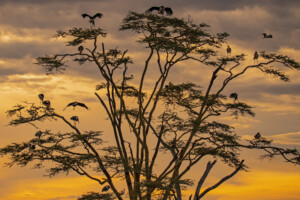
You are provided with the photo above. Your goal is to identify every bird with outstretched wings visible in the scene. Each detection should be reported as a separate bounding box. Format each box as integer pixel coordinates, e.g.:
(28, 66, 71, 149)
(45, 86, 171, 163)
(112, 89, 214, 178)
(146, 6, 173, 16)
(64, 101, 88, 110)
(81, 13, 103, 26)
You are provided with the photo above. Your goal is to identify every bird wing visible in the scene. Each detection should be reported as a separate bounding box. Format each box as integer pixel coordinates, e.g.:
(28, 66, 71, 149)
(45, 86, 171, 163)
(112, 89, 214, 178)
(81, 14, 91, 18)
(63, 102, 75, 110)
(93, 13, 103, 18)
(77, 102, 88, 109)
(146, 6, 160, 13)
(164, 7, 173, 15)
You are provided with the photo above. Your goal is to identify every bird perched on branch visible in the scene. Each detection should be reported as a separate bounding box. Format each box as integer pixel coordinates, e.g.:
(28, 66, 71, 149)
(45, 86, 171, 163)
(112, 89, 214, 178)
(43, 100, 51, 108)
(254, 132, 261, 139)
(81, 13, 103, 26)
(29, 144, 36, 150)
(262, 33, 273, 39)
(253, 51, 259, 63)
(35, 131, 42, 138)
(102, 185, 110, 192)
(38, 94, 44, 103)
(229, 92, 238, 101)
(226, 45, 231, 56)
(35, 131, 42, 144)
(146, 6, 173, 16)
(70, 116, 79, 126)
(111, 49, 118, 58)
(78, 45, 84, 54)
(63, 101, 88, 110)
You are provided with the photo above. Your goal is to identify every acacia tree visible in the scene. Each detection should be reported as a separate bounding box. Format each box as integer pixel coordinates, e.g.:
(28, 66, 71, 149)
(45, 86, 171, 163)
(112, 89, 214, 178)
(1, 11, 300, 200)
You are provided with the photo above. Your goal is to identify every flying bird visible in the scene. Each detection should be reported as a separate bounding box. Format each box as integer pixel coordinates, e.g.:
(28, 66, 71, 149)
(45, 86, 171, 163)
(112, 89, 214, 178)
(43, 100, 51, 108)
(146, 6, 173, 16)
(229, 93, 238, 101)
(262, 33, 273, 39)
(226, 45, 231, 56)
(254, 132, 261, 139)
(102, 185, 110, 192)
(253, 51, 259, 63)
(63, 101, 88, 110)
(78, 45, 84, 54)
(81, 13, 103, 26)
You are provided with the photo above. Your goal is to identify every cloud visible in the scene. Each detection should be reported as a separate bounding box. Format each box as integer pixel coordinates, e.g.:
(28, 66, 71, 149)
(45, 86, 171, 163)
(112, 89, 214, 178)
(269, 131, 300, 145)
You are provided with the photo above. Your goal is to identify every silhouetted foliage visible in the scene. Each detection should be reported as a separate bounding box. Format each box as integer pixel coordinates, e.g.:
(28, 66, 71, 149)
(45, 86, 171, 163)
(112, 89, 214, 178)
(1, 10, 300, 200)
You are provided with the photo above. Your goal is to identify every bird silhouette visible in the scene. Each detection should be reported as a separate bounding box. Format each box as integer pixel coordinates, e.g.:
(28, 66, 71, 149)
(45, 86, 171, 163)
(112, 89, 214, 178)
(35, 131, 42, 144)
(29, 144, 36, 150)
(229, 93, 238, 101)
(226, 45, 231, 56)
(64, 101, 88, 111)
(43, 100, 51, 108)
(262, 33, 273, 39)
(111, 49, 118, 58)
(253, 51, 259, 63)
(70, 116, 79, 126)
(164, 31, 171, 37)
(254, 132, 261, 139)
(102, 185, 110, 192)
(81, 13, 103, 26)
(165, 82, 172, 89)
(38, 94, 44, 101)
(35, 131, 42, 138)
(146, 6, 173, 16)
(78, 45, 84, 54)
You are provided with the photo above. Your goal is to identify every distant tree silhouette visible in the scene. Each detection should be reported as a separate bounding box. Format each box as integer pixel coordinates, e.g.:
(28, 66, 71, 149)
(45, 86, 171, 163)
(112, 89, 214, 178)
(1, 11, 300, 200)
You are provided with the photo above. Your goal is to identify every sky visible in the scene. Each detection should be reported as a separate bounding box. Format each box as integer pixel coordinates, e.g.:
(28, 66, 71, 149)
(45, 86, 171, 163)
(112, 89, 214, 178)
(0, 0, 300, 199)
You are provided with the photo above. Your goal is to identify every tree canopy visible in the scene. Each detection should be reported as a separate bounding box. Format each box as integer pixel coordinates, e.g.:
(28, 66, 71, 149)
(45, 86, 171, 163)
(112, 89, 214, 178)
(1, 11, 300, 200)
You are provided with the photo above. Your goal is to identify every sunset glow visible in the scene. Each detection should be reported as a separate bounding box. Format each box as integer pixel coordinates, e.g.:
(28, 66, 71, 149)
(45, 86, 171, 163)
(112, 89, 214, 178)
(0, 1, 300, 200)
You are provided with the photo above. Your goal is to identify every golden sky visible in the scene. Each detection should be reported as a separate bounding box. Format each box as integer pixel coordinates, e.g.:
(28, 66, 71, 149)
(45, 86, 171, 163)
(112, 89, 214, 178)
(0, 0, 300, 199)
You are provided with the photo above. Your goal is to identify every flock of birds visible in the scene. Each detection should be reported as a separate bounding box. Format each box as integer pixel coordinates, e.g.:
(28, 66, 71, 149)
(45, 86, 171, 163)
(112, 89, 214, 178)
(226, 32, 273, 63)
(28, 7, 264, 190)
(228, 93, 262, 139)
(225, 29, 273, 141)
(30, 94, 112, 192)
(80, 6, 173, 27)
(80, 6, 271, 66)
(38, 93, 88, 127)
(77, 6, 173, 55)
